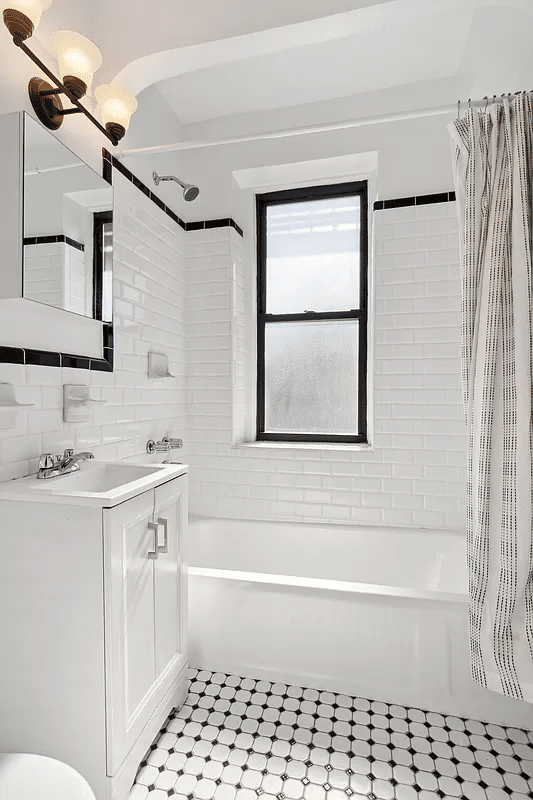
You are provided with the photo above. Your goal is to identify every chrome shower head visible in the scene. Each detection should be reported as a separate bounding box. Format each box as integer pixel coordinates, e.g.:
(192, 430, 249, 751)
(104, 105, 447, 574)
(183, 183, 200, 202)
(152, 171, 200, 202)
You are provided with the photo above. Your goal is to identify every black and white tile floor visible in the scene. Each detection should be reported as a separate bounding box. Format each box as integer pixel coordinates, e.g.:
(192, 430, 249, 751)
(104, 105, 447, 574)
(129, 668, 533, 800)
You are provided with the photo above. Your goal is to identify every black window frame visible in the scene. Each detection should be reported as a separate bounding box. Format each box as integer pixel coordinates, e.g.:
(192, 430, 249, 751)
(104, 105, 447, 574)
(256, 180, 368, 444)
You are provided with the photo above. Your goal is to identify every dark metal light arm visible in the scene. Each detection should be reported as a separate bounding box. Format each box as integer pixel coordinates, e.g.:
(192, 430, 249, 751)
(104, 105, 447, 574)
(12, 34, 120, 146)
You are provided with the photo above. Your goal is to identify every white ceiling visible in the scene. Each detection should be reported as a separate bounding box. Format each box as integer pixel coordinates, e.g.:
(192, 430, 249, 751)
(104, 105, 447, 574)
(22, 0, 533, 153)
(156, 1, 471, 125)
(35, 0, 393, 89)
(147, 0, 533, 132)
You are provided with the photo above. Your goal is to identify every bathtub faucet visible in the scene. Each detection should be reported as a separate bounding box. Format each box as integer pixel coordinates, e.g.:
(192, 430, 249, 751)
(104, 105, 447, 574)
(146, 437, 183, 454)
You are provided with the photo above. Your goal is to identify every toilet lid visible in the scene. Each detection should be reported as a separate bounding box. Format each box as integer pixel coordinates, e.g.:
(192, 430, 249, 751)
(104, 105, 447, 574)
(0, 753, 96, 799)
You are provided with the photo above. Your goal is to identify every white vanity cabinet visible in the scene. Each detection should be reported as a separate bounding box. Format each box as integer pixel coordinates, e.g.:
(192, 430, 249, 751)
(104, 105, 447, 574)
(0, 468, 188, 800)
(105, 479, 187, 774)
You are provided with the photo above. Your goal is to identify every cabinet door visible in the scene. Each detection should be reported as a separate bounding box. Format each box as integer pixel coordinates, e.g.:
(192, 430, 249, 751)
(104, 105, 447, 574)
(104, 490, 158, 775)
(153, 476, 188, 700)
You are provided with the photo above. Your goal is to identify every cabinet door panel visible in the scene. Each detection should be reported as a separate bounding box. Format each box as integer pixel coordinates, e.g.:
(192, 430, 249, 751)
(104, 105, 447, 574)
(154, 477, 188, 698)
(104, 490, 158, 775)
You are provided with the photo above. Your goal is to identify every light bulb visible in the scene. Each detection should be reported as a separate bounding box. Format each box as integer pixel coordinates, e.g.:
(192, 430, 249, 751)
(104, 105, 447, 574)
(95, 83, 137, 141)
(2, 0, 52, 38)
(50, 30, 102, 98)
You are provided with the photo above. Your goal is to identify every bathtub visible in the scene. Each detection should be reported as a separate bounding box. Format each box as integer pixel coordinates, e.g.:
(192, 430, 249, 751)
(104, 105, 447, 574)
(188, 517, 532, 729)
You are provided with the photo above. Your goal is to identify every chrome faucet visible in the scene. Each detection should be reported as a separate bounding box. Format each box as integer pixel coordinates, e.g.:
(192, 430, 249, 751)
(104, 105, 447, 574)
(37, 449, 95, 480)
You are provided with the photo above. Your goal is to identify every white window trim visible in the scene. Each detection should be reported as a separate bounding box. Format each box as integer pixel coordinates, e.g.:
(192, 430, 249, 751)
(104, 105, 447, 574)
(230, 154, 378, 454)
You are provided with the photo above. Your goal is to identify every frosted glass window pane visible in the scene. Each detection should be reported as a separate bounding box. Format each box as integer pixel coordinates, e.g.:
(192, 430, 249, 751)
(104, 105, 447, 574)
(264, 320, 359, 435)
(266, 196, 360, 314)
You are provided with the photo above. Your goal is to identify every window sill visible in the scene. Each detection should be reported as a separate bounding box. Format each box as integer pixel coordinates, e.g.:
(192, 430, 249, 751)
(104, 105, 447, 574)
(232, 441, 374, 453)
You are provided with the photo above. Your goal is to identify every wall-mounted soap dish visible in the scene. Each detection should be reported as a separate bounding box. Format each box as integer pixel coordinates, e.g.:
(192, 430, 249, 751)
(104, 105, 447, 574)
(63, 384, 107, 424)
(0, 383, 35, 430)
(148, 352, 175, 379)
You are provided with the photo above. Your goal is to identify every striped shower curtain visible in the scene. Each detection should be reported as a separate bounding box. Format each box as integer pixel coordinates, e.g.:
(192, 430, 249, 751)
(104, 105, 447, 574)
(448, 93, 533, 702)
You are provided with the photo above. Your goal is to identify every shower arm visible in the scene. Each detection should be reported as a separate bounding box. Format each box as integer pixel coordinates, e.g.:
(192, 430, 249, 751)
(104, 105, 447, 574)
(153, 173, 186, 188)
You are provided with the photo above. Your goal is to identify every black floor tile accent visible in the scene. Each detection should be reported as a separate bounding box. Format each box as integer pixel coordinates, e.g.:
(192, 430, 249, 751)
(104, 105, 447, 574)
(129, 669, 533, 800)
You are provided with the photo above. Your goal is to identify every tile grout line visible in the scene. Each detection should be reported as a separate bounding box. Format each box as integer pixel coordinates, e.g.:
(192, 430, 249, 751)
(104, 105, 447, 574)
(129, 667, 533, 800)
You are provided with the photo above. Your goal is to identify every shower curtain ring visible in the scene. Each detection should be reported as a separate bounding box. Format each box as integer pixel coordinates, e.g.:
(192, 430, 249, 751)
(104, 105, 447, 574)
(457, 99, 460, 119)
(483, 96, 488, 113)
(468, 98, 471, 110)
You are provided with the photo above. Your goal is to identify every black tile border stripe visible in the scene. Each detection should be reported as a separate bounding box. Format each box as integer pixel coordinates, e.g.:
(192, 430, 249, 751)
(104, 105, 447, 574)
(23, 234, 85, 251)
(0, 135, 247, 372)
(102, 148, 244, 237)
(373, 191, 456, 211)
(0, 178, 453, 372)
(0, 346, 24, 364)
(0, 327, 113, 371)
(25, 349, 61, 367)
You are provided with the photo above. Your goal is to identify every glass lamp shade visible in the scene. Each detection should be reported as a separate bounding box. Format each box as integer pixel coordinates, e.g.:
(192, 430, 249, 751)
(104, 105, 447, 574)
(95, 83, 137, 133)
(2, 0, 52, 37)
(50, 30, 102, 95)
(3, 0, 52, 26)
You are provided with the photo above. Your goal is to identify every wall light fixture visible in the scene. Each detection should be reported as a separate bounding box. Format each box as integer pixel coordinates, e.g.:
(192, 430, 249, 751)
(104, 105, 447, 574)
(2, 0, 137, 145)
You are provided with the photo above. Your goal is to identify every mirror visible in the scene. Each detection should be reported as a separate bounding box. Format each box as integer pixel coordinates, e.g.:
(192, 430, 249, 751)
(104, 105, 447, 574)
(23, 114, 113, 322)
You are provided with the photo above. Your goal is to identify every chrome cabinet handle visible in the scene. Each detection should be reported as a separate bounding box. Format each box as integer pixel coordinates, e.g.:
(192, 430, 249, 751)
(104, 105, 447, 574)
(156, 517, 168, 553)
(147, 522, 159, 559)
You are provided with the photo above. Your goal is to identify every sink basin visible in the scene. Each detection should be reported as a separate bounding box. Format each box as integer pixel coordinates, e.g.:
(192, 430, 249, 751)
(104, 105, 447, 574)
(33, 463, 162, 493)
(0, 460, 187, 507)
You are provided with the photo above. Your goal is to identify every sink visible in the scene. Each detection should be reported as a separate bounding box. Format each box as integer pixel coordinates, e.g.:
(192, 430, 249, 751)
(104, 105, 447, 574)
(0, 459, 187, 507)
(33, 463, 162, 493)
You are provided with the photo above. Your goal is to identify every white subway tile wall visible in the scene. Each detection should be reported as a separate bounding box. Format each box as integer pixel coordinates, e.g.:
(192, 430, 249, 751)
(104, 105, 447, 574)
(0, 189, 466, 531)
(24, 240, 89, 316)
(186, 201, 467, 530)
(23, 241, 65, 310)
(0, 171, 187, 482)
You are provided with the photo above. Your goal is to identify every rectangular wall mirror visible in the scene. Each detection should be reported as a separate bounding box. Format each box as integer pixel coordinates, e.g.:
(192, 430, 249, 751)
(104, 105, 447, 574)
(23, 114, 113, 322)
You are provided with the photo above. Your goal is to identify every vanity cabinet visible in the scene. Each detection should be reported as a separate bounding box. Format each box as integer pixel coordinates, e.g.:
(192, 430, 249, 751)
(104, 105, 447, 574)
(0, 470, 188, 800)
(105, 480, 187, 774)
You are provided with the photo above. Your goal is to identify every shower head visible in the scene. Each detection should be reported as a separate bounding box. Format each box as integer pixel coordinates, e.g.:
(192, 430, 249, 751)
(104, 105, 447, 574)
(152, 171, 200, 202)
(182, 183, 200, 202)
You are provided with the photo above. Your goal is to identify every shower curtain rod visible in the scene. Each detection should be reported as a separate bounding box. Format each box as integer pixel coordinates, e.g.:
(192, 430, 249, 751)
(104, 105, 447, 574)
(117, 93, 528, 158)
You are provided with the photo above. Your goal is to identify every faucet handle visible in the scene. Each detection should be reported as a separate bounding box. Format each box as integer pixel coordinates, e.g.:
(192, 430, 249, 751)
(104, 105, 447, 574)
(63, 448, 74, 459)
(38, 454, 55, 469)
(146, 439, 170, 454)
(162, 437, 183, 450)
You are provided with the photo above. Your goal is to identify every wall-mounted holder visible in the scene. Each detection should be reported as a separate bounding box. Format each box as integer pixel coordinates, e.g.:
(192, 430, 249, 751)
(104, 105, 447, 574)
(148, 352, 175, 379)
(63, 384, 107, 424)
(0, 383, 35, 430)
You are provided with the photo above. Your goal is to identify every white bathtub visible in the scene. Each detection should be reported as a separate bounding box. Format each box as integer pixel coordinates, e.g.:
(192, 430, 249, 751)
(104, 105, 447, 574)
(188, 517, 532, 729)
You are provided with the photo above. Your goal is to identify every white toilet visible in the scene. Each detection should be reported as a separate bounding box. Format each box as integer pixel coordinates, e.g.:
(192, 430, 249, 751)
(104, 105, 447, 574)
(0, 753, 96, 799)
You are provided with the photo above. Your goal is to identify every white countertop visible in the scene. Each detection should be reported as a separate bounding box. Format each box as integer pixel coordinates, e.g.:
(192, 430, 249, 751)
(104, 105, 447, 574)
(0, 460, 189, 508)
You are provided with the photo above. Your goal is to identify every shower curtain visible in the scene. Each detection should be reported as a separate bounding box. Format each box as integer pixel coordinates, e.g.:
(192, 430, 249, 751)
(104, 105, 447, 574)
(449, 93, 533, 702)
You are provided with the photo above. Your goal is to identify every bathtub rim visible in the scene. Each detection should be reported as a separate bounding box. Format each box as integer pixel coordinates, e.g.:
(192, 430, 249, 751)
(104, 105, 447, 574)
(188, 565, 469, 605)
(188, 514, 466, 537)
(188, 515, 468, 602)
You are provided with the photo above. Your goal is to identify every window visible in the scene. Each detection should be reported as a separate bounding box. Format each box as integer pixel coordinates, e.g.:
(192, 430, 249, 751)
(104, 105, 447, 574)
(256, 181, 368, 444)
